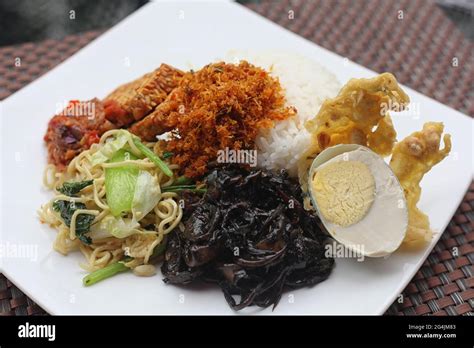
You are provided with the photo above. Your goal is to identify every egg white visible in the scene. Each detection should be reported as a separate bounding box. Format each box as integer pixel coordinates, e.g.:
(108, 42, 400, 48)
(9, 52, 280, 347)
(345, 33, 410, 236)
(309, 145, 408, 257)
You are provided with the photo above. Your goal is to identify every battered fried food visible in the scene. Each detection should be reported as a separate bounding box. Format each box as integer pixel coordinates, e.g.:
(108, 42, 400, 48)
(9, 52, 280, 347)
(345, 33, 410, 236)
(299, 72, 451, 247)
(305, 73, 409, 154)
(390, 122, 451, 246)
(299, 72, 409, 192)
(130, 61, 296, 178)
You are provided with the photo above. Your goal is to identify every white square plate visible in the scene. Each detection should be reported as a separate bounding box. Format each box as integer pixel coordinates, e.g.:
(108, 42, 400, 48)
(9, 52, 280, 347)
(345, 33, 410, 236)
(1, 0, 472, 315)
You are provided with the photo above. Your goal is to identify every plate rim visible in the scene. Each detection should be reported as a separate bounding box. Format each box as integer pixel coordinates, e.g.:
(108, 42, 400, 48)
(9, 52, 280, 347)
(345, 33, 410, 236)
(1, 0, 472, 315)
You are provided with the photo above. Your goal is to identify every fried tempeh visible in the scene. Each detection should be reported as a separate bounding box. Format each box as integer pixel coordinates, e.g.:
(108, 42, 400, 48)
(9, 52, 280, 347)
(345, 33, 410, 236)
(103, 63, 184, 127)
(128, 89, 181, 141)
(44, 64, 183, 169)
(130, 61, 295, 178)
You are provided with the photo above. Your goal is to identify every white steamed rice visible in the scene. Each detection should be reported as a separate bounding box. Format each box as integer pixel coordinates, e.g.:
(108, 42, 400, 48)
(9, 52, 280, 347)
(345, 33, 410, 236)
(226, 51, 341, 177)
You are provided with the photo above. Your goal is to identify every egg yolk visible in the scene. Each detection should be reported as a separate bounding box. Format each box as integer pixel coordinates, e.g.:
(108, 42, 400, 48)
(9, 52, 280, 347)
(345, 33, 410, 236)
(311, 160, 375, 227)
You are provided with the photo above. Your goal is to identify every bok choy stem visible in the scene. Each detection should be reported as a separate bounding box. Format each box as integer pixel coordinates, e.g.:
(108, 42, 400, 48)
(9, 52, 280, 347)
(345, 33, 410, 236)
(162, 185, 206, 194)
(132, 137, 173, 177)
(82, 241, 169, 286)
(83, 259, 130, 287)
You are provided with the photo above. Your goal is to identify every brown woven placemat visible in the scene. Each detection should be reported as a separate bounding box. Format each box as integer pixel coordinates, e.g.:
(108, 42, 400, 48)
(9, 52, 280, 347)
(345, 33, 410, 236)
(0, 30, 103, 100)
(0, 0, 472, 316)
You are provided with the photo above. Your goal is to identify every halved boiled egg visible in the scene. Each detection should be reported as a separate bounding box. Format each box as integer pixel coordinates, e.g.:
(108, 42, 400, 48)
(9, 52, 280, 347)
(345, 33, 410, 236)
(308, 144, 408, 257)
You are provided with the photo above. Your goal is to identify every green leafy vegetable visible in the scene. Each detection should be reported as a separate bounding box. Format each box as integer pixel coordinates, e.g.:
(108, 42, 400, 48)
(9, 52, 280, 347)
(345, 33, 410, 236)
(131, 170, 161, 221)
(93, 215, 140, 239)
(132, 136, 173, 177)
(149, 240, 167, 261)
(105, 149, 139, 216)
(162, 151, 173, 159)
(82, 240, 167, 286)
(174, 175, 192, 185)
(53, 180, 95, 243)
(57, 180, 93, 197)
(90, 130, 131, 166)
(82, 258, 131, 286)
(52, 200, 94, 244)
(162, 185, 206, 194)
(162, 185, 196, 191)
